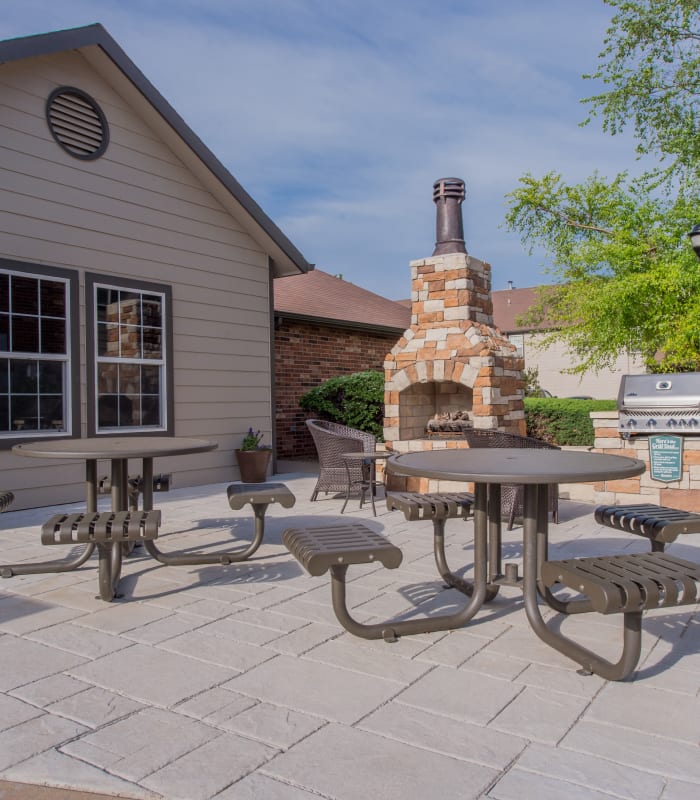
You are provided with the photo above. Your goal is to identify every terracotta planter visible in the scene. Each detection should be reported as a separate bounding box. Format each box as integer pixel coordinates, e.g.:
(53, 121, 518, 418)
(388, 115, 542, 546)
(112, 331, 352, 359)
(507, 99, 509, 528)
(235, 449, 272, 483)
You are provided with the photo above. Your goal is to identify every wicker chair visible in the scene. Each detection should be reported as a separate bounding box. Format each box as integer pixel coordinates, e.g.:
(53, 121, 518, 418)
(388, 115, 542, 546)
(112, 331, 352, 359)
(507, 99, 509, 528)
(463, 429, 559, 529)
(306, 419, 377, 502)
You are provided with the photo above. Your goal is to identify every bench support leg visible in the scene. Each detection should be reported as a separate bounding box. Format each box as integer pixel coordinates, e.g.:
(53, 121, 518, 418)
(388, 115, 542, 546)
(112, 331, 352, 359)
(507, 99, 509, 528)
(523, 487, 642, 680)
(144, 504, 267, 566)
(1, 543, 96, 578)
(326, 494, 489, 641)
(432, 515, 500, 602)
(96, 542, 123, 602)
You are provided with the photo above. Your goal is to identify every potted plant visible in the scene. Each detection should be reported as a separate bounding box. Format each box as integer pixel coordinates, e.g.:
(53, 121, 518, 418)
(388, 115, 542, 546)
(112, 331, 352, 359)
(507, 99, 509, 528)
(235, 428, 272, 483)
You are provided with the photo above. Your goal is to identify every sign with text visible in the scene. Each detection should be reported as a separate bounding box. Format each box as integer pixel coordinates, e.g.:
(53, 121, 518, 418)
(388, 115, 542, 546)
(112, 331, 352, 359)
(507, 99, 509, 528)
(649, 434, 683, 483)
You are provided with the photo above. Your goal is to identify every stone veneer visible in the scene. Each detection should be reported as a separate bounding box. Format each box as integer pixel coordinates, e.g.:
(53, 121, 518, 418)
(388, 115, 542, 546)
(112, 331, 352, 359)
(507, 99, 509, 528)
(383, 251, 525, 454)
(583, 411, 700, 512)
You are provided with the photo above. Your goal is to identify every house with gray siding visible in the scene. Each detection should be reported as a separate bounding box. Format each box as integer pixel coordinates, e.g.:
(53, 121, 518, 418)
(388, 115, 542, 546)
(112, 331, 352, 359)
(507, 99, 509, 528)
(0, 24, 311, 509)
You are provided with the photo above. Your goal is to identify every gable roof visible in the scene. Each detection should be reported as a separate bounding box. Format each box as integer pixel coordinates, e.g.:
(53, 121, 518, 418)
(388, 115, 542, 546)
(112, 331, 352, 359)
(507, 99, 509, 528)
(0, 23, 312, 278)
(275, 269, 410, 333)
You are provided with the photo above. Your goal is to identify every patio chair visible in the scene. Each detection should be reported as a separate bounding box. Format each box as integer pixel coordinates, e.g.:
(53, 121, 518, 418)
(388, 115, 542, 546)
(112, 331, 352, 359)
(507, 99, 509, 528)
(463, 429, 559, 529)
(305, 419, 376, 503)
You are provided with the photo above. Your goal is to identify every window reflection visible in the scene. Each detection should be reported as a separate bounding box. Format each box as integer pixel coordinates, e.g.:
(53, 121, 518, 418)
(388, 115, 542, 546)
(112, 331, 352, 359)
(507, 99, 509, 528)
(94, 284, 165, 431)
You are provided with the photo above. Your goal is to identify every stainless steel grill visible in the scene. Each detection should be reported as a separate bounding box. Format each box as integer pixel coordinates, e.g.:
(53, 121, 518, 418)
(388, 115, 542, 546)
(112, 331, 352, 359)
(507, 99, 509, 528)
(617, 373, 700, 436)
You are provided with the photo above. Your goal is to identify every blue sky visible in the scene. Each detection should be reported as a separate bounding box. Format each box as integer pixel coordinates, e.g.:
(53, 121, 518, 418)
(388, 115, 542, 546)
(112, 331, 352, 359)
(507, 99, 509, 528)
(4, 0, 645, 299)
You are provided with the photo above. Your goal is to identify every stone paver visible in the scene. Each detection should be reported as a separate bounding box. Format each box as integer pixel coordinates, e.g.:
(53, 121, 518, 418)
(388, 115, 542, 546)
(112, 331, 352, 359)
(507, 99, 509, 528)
(0, 469, 698, 800)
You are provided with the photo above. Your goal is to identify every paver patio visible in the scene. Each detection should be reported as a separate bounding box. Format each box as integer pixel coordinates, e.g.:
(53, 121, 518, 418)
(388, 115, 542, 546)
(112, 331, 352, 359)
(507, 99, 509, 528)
(0, 462, 699, 799)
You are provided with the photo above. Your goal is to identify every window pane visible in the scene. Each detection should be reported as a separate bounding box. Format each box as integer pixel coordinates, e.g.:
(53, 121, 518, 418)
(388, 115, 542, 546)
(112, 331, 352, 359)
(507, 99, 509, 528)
(119, 292, 141, 325)
(0, 395, 8, 432)
(97, 322, 118, 357)
(142, 327, 161, 358)
(39, 361, 63, 394)
(12, 316, 39, 352)
(0, 274, 8, 313)
(0, 315, 8, 351)
(141, 364, 160, 394)
(142, 295, 162, 327)
(39, 396, 64, 430)
(141, 395, 160, 426)
(12, 395, 37, 430)
(119, 364, 140, 395)
(97, 363, 118, 393)
(121, 325, 141, 358)
(10, 360, 37, 393)
(124, 395, 139, 425)
(40, 281, 65, 318)
(41, 318, 66, 354)
(12, 276, 38, 315)
(0, 359, 7, 392)
(96, 287, 115, 323)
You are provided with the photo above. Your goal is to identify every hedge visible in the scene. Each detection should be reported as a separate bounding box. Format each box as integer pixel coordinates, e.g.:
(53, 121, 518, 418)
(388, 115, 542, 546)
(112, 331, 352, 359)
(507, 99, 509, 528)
(524, 398, 617, 446)
(299, 371, 616, 447)
(299, 370, 385, 440)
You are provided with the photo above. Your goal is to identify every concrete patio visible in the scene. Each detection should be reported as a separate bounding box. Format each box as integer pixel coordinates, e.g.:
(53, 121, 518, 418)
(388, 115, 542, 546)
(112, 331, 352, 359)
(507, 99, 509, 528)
(1, 461, 699, 800)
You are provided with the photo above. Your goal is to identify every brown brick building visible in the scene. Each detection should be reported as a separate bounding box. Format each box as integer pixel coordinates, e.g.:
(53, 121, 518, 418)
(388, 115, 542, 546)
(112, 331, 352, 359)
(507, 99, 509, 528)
(273, 270, 409, 458)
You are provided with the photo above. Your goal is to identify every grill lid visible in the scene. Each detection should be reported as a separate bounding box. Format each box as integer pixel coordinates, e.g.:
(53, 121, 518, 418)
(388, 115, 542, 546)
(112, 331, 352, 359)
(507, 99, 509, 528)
(618, 373, 700, 410)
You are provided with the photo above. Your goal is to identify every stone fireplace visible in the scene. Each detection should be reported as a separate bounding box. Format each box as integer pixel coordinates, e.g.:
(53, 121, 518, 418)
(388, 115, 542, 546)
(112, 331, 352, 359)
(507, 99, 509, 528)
(384, 177, 525, 454)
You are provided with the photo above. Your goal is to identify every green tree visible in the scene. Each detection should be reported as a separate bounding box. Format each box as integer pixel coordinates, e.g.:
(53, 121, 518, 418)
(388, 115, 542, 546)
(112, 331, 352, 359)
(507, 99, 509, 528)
(506, 171, 700, 371)
(583, 0, 700, 186)
(505, 0, 700, 372)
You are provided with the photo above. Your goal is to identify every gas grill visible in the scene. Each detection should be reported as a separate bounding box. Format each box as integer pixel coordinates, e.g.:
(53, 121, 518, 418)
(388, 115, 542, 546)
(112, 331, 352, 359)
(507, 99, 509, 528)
(617, 373, 700, 437)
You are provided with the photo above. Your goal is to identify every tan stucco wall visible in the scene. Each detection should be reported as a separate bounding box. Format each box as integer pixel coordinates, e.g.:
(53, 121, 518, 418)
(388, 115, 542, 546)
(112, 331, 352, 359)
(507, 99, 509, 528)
(0, 51, 273, 508)
(513, 331, 645, 399)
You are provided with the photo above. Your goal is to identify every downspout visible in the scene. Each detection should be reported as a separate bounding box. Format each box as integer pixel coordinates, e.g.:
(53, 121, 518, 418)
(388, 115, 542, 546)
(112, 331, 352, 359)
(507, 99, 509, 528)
(268, 257, 277, 475)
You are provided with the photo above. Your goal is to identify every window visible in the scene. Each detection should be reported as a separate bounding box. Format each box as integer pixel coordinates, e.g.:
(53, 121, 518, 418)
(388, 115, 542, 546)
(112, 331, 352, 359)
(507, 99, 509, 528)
(508, 333, 525, 358)
(0, 260, 79, 442)
(86, 274, 172, 435)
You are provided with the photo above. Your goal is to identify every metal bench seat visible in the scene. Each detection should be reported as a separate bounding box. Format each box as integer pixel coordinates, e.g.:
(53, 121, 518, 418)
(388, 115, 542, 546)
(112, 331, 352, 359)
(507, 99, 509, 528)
(530, 551, 700, 680)
(385, 490, 494, 600)
(2, 510, 161, 602)
(386, 491, 473, 521)
(594, 503, 700, 551)
(542, 552, 700, 614)
(283, 522, 402, 576)
(42, 510, 161, 545)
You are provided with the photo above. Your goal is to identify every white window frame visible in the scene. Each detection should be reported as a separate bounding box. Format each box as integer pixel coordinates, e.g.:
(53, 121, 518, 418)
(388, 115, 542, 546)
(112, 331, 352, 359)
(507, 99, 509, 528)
(89, 278, 170, 435)
(0, 264, 76, 441)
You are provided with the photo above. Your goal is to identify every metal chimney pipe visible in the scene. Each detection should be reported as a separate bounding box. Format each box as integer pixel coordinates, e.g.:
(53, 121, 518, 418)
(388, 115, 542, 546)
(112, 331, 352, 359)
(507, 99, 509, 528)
(432, 177, 467, 256)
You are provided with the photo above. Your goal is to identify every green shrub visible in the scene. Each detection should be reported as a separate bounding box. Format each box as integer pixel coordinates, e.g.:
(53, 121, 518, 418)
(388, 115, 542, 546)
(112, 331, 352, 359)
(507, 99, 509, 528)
(525, 398, 617, 446)
(299, 370, 384, 439)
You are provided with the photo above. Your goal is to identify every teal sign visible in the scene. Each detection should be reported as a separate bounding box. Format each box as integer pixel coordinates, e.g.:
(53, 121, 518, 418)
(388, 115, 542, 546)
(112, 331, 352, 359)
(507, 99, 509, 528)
(649, 435, 683, 483)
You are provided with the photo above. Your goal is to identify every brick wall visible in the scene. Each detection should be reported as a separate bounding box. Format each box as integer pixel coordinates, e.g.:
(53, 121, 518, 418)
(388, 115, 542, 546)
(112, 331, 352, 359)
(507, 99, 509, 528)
(274, 318, 400, 458)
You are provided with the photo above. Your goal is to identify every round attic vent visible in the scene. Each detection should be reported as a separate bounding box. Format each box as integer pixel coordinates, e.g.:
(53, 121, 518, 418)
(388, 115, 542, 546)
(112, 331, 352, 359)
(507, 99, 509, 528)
(46, 86, 109, 160)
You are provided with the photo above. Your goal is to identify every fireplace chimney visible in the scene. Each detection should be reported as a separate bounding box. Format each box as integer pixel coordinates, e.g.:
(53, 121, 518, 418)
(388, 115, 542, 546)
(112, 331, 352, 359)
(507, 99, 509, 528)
(432, 177, 467, 256)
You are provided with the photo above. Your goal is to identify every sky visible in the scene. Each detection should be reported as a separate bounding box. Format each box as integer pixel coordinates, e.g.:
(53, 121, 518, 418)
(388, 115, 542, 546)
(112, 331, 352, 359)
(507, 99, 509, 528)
(3, 0, 646, 299)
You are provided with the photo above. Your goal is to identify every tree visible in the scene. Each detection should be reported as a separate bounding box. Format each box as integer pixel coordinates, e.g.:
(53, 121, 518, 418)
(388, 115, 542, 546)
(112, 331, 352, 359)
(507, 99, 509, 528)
(505, 0, 700, 372)
(583, 0, 700, 186)
(506, 171, 700, 372)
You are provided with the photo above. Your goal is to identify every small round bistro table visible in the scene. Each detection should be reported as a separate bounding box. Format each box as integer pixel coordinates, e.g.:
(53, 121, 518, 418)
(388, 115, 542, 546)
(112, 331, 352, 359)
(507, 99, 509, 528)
(341, 451, 387, 516)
